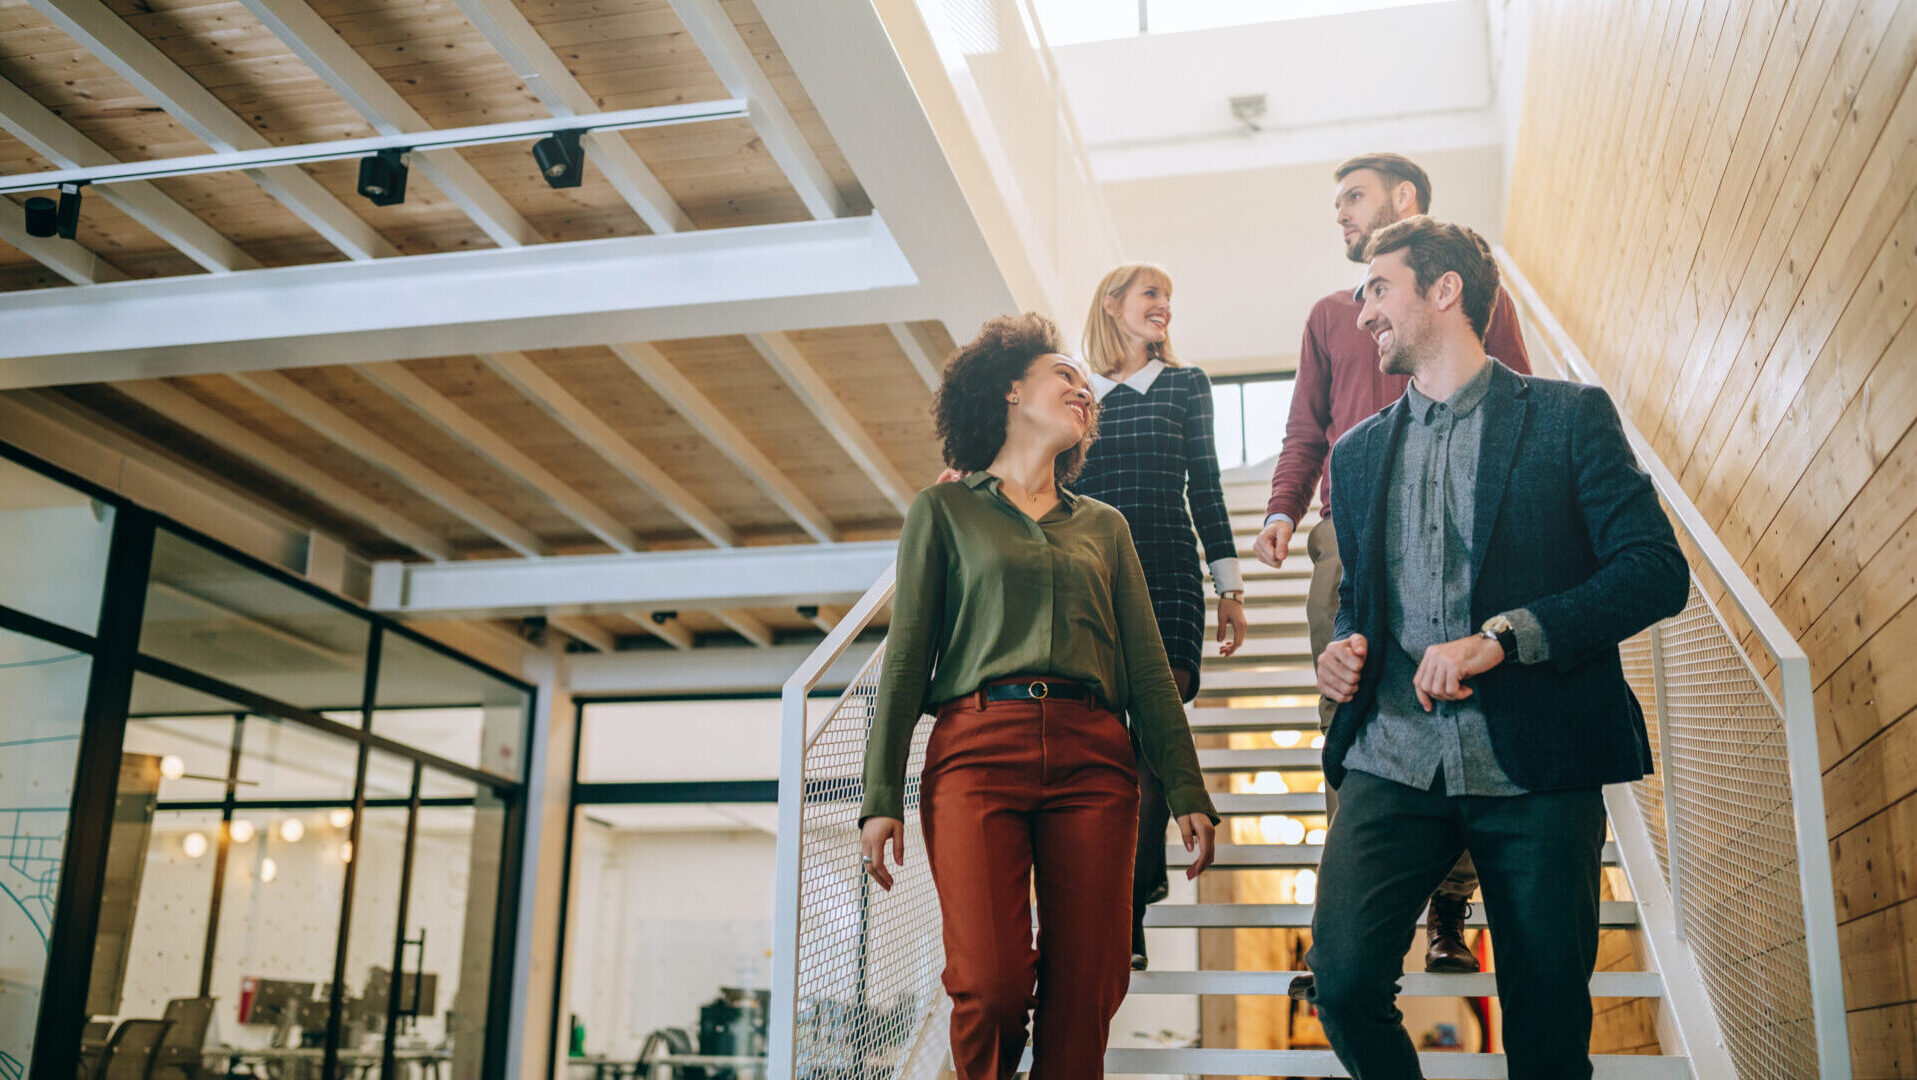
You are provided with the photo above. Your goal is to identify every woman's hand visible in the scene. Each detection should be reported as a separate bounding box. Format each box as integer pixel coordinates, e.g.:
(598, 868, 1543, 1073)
(935, 467, 965, 484)
(1217, 596, 1248, 657)
(1178, 813, 1216, 879)
(860, 817, 906, 890)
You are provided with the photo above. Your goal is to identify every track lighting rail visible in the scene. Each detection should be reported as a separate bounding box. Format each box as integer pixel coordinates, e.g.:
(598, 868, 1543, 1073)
(0, 99, 748, 195)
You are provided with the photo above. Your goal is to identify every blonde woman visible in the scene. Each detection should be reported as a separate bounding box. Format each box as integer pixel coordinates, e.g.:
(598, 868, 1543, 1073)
(1075, 263, 1248, 969)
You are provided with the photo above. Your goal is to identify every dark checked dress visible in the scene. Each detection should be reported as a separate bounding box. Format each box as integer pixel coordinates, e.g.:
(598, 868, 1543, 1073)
(1077, 361, 1241, 931)
(1074, 362, 1240, 700)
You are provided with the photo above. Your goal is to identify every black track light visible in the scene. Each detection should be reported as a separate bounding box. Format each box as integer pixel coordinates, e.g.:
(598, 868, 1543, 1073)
(24, 182, 83, 240)
(356, 148, 409, 206)
(532, 129, 585, 189)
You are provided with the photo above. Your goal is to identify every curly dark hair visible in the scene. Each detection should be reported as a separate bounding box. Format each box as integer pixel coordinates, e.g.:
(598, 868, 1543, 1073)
(934, 313, 1098, 483)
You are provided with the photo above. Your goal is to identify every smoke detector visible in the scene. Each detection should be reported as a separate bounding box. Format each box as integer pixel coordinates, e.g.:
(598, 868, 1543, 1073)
(1229, 93, 1267, 134)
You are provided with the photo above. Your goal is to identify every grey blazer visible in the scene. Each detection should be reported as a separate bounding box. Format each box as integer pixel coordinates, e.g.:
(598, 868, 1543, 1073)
(1324, 363, 1689, 792)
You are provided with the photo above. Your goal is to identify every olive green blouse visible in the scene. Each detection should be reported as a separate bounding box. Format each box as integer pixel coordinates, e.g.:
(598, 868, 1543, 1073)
(859, 472, 1219, 824)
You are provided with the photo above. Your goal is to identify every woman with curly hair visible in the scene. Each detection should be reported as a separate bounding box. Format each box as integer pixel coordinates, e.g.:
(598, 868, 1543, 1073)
(1075, 263, 1247, 970)
(859, 313, 1218, 1080)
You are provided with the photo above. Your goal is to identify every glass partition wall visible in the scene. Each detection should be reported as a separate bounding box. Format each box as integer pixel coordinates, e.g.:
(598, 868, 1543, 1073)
(0, 445, 532, 1080)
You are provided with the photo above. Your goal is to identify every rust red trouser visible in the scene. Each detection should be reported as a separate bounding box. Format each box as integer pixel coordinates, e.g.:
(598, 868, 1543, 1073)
(922, 684, 1140, 1080)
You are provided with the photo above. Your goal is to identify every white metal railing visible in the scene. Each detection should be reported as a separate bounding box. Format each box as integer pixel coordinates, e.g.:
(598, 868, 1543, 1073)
(769, 564, 957, 1080)
(1500, 248, 1850, 1079)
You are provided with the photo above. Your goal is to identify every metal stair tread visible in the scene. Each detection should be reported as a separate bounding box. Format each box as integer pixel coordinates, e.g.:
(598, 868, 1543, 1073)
(1128, 968, 1663, 997)
(1186, 705, 1320, 730)
(1083, 1048, 1690, 1078)
(1210, 792, 1327, 814)
(1168, 841, 1621, 868)
(1143, 899, 1641, 928)
(1197, 746, 1321, 770)
(1194, 667, 1318, 693)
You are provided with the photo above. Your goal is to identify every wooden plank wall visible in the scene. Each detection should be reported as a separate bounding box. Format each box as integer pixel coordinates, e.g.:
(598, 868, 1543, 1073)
(1504, 0, 1916, 1075)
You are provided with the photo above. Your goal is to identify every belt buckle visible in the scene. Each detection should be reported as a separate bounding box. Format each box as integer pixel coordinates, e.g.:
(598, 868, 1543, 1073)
(1028, 680, 1049, 700)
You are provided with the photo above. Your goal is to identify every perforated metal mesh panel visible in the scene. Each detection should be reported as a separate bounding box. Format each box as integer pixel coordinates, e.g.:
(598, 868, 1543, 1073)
(789, 641, 950, 1080)
(1618, 631, 1669, 874)
(1636, 583, 1821, 1078)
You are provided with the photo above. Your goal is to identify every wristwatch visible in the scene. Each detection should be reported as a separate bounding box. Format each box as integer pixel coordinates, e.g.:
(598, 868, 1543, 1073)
(1479, 613, 1517, 661)
(1219, 590, 1244, 602)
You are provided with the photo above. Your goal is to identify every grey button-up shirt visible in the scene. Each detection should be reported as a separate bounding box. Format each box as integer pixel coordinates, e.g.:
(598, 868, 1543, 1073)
(1343, 361, 1528, 796)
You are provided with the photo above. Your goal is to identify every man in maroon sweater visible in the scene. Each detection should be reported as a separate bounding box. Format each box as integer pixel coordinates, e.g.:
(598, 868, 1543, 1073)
(1253, 152, 1532, 977)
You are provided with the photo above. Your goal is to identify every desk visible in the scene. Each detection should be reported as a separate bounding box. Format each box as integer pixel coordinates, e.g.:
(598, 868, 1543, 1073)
(210, 1045, 452, 1080)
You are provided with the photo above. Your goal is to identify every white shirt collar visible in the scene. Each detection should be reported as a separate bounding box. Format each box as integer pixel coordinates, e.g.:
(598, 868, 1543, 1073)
(1089, 359, 1166, 401)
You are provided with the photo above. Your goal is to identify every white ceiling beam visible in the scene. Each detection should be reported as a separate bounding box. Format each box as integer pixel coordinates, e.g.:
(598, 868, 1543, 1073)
(0, 213, 126, 285)
(368, 540, 894, 618)
(0, 75, 258, 274)
(236, 0, 541, 249)
(112, 379, 453, 561)
(28, 0, 398, 262)
(607, 342, 838, 543)
(665, 0, 846, 221)
(754, 0, 1023, 334)
(713, 609, 774, 648)
(0, 215, 921, 388)
(354, 360, 643, 553)
(886, 322, 943, 391)
(548, 615, 616, 654)
(623, 613, 694, 651)
(568, 640, 878, 696)
(453, 0, 694, 234)
(479, 351, 738, 549)
(230, 369, 549, 557)
(1085, 106, 1503, 183)
(747, 332, 914, 515)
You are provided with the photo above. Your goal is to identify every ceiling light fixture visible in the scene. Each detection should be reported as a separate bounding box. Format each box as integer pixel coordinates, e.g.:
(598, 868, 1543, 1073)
(532, 129, 585, 189)
(24, 181, 84, 239)
(357, 148, 409, 206)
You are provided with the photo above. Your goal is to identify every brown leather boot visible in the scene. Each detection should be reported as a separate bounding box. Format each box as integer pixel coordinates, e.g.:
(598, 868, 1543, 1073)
(1424, 894, 1481, 973)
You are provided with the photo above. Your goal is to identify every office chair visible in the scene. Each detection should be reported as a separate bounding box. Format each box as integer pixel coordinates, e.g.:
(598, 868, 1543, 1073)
(99, 1020, 174, 1080)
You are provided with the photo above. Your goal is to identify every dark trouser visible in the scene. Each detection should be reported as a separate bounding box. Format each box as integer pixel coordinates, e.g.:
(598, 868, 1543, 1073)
(1305, 770, 1607, 1080)
(1306, 516, 1477, 901)
(1132, 731, 1171, 919)
(923, 688, 1140, 1080)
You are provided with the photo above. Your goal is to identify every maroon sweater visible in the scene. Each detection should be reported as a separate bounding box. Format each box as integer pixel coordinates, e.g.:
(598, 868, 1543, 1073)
(1266, 285, 1532, 523)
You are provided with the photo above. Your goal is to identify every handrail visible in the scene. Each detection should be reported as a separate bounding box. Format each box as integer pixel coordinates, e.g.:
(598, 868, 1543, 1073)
(1498, 246, 1850, 1079)
(769, 563, 901, 1080)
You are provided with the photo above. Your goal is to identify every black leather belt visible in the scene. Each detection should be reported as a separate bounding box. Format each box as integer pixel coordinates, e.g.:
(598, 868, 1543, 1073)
(981, 678, 1094, 704)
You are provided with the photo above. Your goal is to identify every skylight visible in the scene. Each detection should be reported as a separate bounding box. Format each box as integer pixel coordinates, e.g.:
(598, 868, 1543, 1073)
(1031, 0, 1458, 47)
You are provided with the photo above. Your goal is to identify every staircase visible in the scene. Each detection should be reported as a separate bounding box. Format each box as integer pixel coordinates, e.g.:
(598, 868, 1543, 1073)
(1102, 474, 1696, 1079)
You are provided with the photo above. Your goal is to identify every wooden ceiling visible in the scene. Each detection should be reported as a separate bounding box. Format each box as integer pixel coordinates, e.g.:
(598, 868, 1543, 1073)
(0, 0, 944, 654)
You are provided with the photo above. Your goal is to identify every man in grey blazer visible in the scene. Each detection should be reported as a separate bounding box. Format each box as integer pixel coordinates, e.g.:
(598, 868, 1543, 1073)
(1307, 216, 1689, 1079)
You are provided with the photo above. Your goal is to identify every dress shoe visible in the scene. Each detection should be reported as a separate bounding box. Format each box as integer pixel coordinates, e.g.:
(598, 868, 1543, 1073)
(1424, 894, 1481, 973)
(1131, 920, 1149, 971)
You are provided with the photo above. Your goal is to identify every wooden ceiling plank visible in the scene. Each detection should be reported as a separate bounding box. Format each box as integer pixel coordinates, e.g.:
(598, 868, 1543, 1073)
(28, 0, 400, 262)
(624, 612, 695, 650)
(549, 615, 615, 653)
(355, 360, 641, 554)
(713, 608, 773, 648)
(665, 0, 845, 221)
(748, 332, 914, 515)
(804, 604, 845, 633)
(887, 322, 944, 392)
(607, 341, 839, 543)
(114, 380, 454, 560)
(229, 369, 549, 557)
(478, 351, 738, 548)
(236, 0, 541, 250)
(0, 213, 126, 285)
(452, 0, 694, 235)
(0, 74, 259, 274)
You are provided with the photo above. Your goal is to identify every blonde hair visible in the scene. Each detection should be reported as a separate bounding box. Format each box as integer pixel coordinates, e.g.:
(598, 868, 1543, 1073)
(1082, 262, 1181, 376)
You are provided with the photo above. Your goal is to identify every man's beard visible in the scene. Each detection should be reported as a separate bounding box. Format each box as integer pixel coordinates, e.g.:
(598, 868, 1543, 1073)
(1378, 330, 1418, 376)
(1345, 206, 1398, 262)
